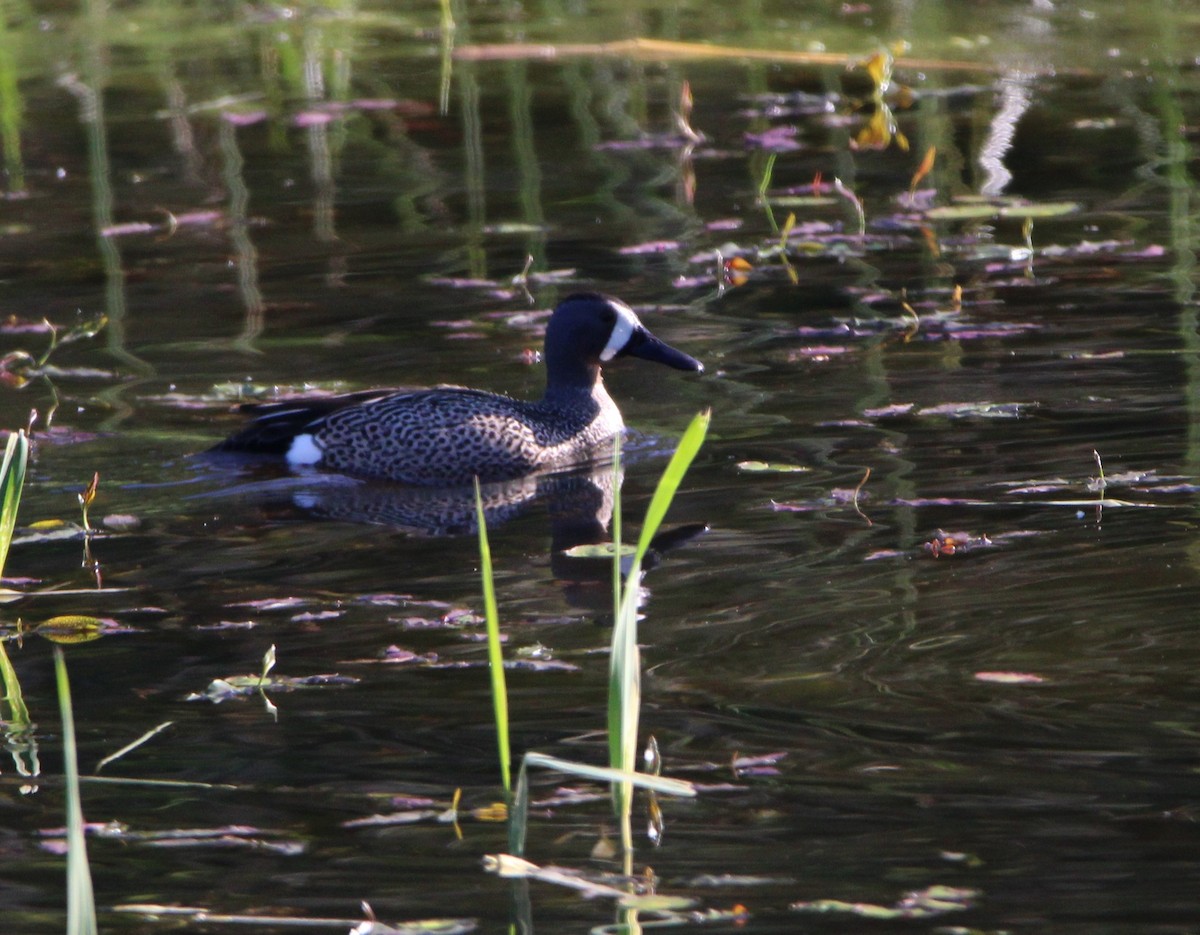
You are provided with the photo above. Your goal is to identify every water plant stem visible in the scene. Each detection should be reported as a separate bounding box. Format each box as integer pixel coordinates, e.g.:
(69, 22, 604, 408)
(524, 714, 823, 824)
(475, 477, 511, 796)
(55, 645, 98, 935)
(607, 410, 710, 868)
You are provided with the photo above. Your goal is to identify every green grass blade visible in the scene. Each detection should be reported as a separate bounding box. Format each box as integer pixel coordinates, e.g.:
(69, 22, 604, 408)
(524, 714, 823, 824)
(524, 752, 696, 796)
(611, 433, 623, 630)
(55, 646, 98, 935)
(474, 477, 511, 796)
(633, 410, 710, 560)
(0, 638, 31, 730)
(607, 411, 711, 860)
(508, 757, 529, 856)
(0, 428, 29, 580)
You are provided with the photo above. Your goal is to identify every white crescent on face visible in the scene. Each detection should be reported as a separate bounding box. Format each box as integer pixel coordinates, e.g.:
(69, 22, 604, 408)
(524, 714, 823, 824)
(598, 298, 642, 362)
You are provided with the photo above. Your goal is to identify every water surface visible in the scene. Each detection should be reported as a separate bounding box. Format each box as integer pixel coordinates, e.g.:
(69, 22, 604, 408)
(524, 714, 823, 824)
(2, 1, 1200, 932)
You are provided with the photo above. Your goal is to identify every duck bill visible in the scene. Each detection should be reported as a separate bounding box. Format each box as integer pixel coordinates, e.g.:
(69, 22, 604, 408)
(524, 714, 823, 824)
(622, 328, 704, 373)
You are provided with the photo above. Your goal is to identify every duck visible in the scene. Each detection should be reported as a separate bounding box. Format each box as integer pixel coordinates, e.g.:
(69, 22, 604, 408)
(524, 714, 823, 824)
(212, 292, 703, 486)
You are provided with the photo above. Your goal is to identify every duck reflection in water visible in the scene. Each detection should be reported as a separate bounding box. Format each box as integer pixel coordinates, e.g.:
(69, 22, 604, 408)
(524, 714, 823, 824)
(208, 292, 707, 606)
(208, 444, 706, 614)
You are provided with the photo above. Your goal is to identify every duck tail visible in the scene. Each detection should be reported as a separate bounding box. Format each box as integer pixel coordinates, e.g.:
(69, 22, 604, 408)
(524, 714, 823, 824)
(211, 390, 391, 455)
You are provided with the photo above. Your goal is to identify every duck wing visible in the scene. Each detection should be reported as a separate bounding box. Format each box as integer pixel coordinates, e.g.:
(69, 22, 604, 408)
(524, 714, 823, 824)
(212, 389, 399, 455)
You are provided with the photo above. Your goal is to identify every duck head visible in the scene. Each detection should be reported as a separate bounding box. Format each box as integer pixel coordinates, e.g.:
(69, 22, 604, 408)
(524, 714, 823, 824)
(543, 293, 703, 391)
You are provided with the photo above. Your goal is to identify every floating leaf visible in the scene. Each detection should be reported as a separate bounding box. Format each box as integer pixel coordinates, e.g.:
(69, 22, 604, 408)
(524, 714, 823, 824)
(618, 894, 695, 911)
(34, 615, 113, 644)
(736, 461, 811, 474)
(770, 195, 837, 208)
(925, 203, 1000, 220)
(187, 673, 359, 703)
(792, 885, 976, 919)
(975, 671, 1047, 684)
(998, 201, 1081, 219)
(562, 542, 638, 558)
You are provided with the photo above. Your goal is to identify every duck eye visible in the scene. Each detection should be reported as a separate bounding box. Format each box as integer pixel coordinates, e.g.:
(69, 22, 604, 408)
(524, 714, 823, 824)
(600, 308, 616, 324)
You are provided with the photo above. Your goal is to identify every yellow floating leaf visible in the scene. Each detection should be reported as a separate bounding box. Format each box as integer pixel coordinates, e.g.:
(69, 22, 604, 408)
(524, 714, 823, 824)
(471, 802, 509, 822)
(925, 203, 1000, 221)
(35, 615, 110, 644)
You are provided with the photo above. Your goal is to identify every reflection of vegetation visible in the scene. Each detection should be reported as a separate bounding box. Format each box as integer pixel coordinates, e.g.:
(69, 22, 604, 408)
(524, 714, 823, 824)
(0, 10, 24, 194)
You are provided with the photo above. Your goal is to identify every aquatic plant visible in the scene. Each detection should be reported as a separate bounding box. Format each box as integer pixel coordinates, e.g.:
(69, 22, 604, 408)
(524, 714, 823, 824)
(476, 411, 709, 872)
(474, 476, 511, 796)
(56, 645, 98, 935)
(607, 409, 709, 866)
(0, 425, 100, 932)
(0, 428, 28, 578)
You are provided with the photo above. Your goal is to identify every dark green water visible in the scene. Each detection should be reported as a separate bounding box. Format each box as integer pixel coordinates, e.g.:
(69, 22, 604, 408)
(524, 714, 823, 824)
(2, 1, 1200, 932)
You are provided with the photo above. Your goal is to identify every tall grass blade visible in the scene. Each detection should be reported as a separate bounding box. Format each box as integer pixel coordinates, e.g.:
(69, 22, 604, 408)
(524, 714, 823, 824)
(632, 410, 710, 559)
(508, 757, 529, 856)
(55, 646, 98, 935)
(524, 751, 695, 796)
(474, 477, 511, 796)
(611, 434, 623, 624)
(607, 410, 710, 862)
(0, 428, 29, 579)
(0, 638, 31, 730)
(95, 721, 174, 773)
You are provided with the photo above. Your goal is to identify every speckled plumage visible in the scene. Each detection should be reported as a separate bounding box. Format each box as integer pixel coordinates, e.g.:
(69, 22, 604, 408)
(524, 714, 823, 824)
(214, 293, 703, 486)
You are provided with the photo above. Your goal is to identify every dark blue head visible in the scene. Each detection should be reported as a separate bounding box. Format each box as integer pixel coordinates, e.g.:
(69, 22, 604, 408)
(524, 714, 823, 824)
(543, 293, 703, 392)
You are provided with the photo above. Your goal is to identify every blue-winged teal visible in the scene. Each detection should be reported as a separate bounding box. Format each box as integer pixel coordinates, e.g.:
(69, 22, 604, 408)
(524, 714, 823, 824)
(213, 293, 703, 486)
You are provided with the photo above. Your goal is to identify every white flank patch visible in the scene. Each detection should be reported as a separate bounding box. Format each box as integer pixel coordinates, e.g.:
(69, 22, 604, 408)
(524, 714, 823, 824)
(286, 433, 323, 466)
(599, 298, 641, 362)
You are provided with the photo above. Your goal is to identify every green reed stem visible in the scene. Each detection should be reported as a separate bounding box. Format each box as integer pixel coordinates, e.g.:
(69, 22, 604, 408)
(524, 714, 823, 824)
(475, 477, 511, 796)
(0, 428, 29, 579)
(55, 646, 98, 935)
(607, 410, 710, 865)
